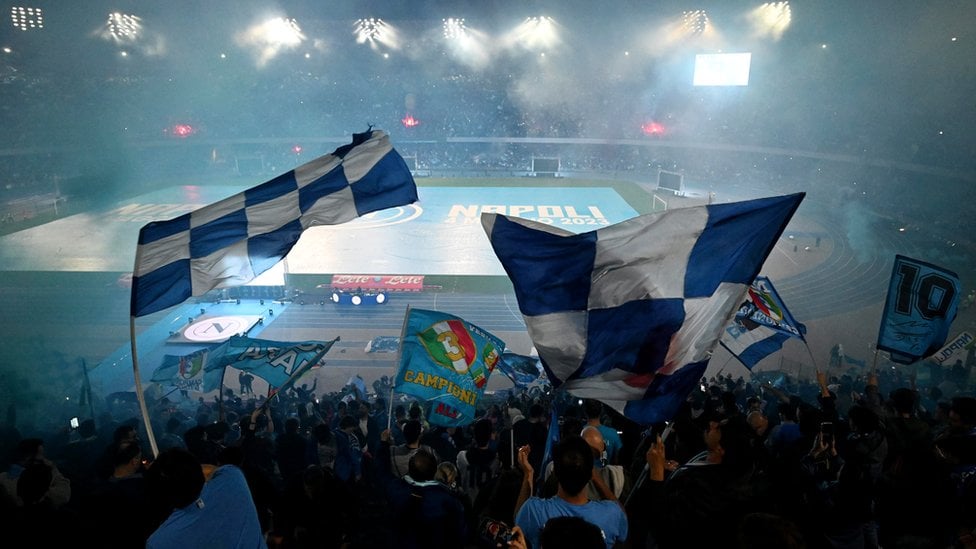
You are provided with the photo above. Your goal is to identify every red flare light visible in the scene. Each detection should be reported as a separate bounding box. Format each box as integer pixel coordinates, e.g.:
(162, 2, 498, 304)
(401, 114, 421, 128)
(641, 121, 666, 136)
(292, 145, 303, 154)
(169, 124, 196, 138)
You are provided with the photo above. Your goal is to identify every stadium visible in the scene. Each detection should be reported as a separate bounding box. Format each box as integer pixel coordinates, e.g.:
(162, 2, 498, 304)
(0, 2, 974, 546)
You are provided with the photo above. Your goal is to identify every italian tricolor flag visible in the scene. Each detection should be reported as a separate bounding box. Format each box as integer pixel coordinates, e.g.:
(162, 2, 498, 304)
(419, 319, 476, 374)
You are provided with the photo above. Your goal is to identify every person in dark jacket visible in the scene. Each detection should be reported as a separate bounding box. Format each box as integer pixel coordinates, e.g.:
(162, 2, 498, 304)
(801, 404, 887, 549)
(629, 418, 769, 549)
(385, 449, 467, 549)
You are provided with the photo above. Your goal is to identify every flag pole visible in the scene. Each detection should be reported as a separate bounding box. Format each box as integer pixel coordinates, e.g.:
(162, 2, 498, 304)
(510, 429, 515, 472)
(218, 366, 229, 423)
(713, 354, 734, 379)
(802, 341, 819, 381)
(130, 316, 160, 458)
(81, 359, 95, 423)
(390, 304, 412, 430)
(387, 386, 395, 431)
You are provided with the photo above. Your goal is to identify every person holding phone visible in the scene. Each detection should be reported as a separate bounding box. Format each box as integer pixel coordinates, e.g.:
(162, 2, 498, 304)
(803, 405, 888, 548)
(820, 422, 835, 447)
(627, 419, 761, 549)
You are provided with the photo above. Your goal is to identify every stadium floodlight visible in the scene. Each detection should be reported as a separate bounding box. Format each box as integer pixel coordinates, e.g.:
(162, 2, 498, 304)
(105, 12, 142, 43)
(527, 16, 557, 47)
(749, 2, 791, 40)
(502, 16, 560, 52)
(234, 17, 305, 67)
(441, 18, 489, 68)
(354, 18, 399, 51)
(681, 10, 709, 36)
(355, 18, 384, 43)
(11, 6, 42, 31)
(248, 17, 304, 48)
(443, 17, 466, 40)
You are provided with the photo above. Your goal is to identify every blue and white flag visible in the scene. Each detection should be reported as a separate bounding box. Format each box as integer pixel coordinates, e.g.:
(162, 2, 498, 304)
(483, 193, 804, 425)
(877, 255, 960, 364)
(930, 331, 974, 366)
(720, 276, 806, 369)
(395, 308, 505, 427)
(130, 129, 418, 317)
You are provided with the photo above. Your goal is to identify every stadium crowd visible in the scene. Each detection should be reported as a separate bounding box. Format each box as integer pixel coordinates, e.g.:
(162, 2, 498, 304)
(1, 7, 974, 548)
(0, 359, 973, 548)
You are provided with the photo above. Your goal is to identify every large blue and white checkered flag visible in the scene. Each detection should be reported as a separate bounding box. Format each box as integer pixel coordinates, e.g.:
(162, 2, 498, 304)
(482, 193, 804, 425)
(130, 129, 418, 317)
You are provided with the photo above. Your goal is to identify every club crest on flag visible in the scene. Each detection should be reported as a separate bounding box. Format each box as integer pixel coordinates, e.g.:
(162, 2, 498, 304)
(152, 347, 222, 393)
(418, 319, 501, 388)
(721, 276, 806, 369)
(395, 308, 505, 426)
(178, 355, 203, 380)
(420, 319, 477, 373)
(748, 284, 783, 322)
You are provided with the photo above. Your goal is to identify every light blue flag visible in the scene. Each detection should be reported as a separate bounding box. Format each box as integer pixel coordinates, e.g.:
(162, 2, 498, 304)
(151, 347, 227, 393)
(212, 335, 337, 388)
(131, 129, 418, 317)
(395, 308, 505, 427)
(498, 352, 544, 386)
(483, 193, 804, 425)
(720, 276, 806, 369)
(877, 255, 960, 364)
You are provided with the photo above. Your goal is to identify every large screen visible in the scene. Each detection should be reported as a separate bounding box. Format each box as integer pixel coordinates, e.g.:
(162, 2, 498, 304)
(693, 53, 752, 86)
(658, 170, 684, 194)
(532, 157, 560, 173)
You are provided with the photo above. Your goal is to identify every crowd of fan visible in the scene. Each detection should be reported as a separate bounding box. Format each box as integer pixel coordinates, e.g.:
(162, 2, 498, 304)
(0, 361, 974, 548)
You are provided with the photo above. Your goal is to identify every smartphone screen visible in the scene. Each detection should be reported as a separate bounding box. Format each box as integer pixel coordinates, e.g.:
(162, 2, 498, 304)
(70, 417, 80, 429)
(820, 422, 834, 444)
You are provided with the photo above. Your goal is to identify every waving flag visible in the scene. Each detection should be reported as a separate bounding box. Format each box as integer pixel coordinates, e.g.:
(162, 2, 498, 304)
(395, 308, 505, 427)
(483, 193, 804, 425)
(151, 347, 226, 393)
(130, 129, 418, 317)
(877, 255, 960, 364)
(212, 336, 336, 388)
(931, 332, 974, 366)
(153, 335, 335, 393)
(498, 352, 544, 386)
(720, 276, 806, 369)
